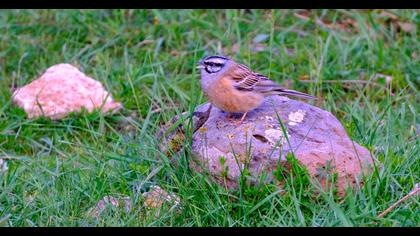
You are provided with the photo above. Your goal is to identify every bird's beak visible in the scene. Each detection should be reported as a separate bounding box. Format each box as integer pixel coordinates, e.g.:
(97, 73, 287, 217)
(196, 60, 204, 69)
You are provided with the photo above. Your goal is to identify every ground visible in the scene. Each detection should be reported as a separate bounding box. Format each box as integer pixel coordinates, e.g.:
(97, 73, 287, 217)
(0, 9, 418, 226)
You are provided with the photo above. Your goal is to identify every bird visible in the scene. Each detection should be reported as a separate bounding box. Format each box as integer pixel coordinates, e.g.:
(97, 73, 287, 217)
(196, 55, 315, 123)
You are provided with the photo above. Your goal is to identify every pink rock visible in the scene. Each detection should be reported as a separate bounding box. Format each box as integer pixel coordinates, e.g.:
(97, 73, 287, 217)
(12, 64, 122, 119)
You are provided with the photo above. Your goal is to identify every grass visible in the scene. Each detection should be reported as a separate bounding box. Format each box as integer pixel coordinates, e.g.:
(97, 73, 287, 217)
(0, 9, 419, 226)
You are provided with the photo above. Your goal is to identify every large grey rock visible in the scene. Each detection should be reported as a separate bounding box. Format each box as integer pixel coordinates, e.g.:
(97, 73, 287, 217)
(160, 96, 378, 196)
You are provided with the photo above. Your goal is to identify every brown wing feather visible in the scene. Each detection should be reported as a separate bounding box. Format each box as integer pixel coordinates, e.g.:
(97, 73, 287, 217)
(231, 63, 316, 99)
(230, 63, 265, 91)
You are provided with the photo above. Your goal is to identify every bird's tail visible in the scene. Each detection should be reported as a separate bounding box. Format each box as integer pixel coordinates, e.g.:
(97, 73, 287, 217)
(276, 88, 316, 100)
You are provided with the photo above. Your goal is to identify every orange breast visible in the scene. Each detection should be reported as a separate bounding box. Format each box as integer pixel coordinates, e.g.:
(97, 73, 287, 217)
(205, 76, 263, 113)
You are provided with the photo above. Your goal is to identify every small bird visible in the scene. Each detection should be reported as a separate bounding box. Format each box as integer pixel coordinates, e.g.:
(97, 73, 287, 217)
(196, 55, 315, 123)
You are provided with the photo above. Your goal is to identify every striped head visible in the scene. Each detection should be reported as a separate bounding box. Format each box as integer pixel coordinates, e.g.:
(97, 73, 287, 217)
(196, 55, 231, 75)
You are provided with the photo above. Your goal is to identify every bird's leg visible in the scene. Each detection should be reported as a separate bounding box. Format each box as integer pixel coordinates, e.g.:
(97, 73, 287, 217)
(225, 112, 234, 121)
(225, 112, 247, 124)
(238, 112, 248, 124)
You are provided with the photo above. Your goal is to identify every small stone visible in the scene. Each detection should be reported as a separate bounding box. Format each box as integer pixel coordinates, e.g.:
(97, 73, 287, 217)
(397, 22, 415, 33)
(142, 185, 180, 209)
(0, 159, 8, 172)
(253, 34, 269, 44)
(411, 52, 417, 60)
(12, 64, 122, 119)
(142, 185, 181, 218)
(90, 195, 132, 218)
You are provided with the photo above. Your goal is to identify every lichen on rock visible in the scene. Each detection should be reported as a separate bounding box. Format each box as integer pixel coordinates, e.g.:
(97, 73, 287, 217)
(288, 109, 306, 126)
(264, 128, 289, 147)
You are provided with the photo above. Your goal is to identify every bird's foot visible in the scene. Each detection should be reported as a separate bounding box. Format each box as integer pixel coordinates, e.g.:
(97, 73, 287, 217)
(225, 112, 247, 125)
(225, 113, 236, 122)
(238, 112, 248, 124)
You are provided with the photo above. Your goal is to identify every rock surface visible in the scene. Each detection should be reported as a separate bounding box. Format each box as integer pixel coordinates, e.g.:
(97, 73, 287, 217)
(161, 96, 378, 197)
(12, 63, 122, 119)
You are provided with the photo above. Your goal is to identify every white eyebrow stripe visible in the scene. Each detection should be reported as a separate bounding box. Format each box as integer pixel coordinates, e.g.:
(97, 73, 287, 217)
(206, 58, 226, 64)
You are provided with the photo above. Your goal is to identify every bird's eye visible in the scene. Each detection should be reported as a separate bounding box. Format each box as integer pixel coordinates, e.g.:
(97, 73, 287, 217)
(203, 60, 223, 70)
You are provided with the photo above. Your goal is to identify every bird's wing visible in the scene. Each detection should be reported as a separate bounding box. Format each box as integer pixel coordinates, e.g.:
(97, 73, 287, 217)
(230, 63, 268, 91)
(230, 63, 279, 92)
(231, 63, 316, 99)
